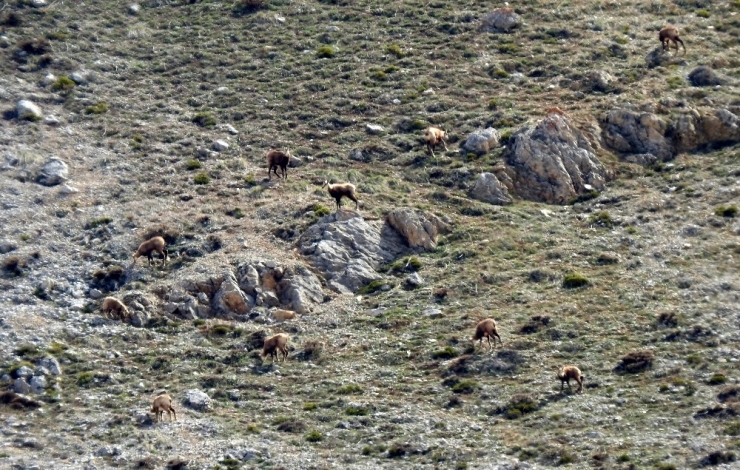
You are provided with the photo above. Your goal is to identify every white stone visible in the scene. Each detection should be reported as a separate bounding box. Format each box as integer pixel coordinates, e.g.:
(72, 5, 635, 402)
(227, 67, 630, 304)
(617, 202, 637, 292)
(16, 100, 42, 120)
(422, 88, 435, 95)
(29, 375, 47, 393)
(225, 124, 238, 135)
(41, 73, 56, 86)
(38, 158, 69, 186)
(128, 3, 140, 14)
(366, 124, 384, 135)
(213, 140, 229, 152)
(44, 115, 60, 126)
(59, 184, 79, 195)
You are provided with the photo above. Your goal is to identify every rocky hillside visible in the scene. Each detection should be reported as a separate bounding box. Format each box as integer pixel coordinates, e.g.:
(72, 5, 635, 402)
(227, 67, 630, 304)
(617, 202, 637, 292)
(1, 0, 740, 468)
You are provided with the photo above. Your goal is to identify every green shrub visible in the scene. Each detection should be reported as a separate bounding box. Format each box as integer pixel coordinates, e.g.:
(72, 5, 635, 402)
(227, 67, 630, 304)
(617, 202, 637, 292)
(389, 256, 422, 273)
(303, 402, 318, 411)
(715, 205, 738, 218)
(386, 44, 404, 57)
(667, 76, 684, 89)
(725, 422, 740, 436)
(709, 373, 728, 385)
(192, 112, 216, 127)
(77, 372, 94, 387)
(194, 173, 210, 185)
(617, 350, 654, 373)
(186, 159, 202, 170)
(345, 405, 369, 416)
(562, 272, 589, 288)
(305, 430, 323, 442)
(431, 346, 459, 360)
(337, 383, 363, 395)
(226, 208, 245, 219)
(696, 9, 710, 18)
(51, 76, 75, 92)
(451, 379, 479, 394)
(504, 394, 538, 419)
(317, 45, 336, 58)
(312, 204, 331, 217)
(357, 279, 389, 295)
(86, 216, 112, 229)
(84, 101, 109, 114)
(588, 210, 614, 228)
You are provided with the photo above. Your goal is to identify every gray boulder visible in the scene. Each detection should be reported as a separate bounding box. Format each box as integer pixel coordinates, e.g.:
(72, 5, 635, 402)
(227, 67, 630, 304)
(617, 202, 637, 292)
(469, 172, 513, 206)
(15, 366, 34, 379)
(278, 265, 324, 314)
(29, 375, 47, 394)
(38, 357, 61, 376)
(16, 100, 42, 120)
(184, 389, 212, 411)
(461, 128, 500, 155)
(298, 211, 407, 294)
(688, 66, 724, 87)
(13, 378, 30, 394)
(386, 208, 448, 250)
(0, 240, 18, 254)
(672, 107, 740, 151)
(503, 113, 607, 204)
(481, 8, 521, 32)
(37, 158, 69, 186)
(645, 47, 685, 69)
(600, 109, 673, 161)
(586, 70, 615, 92)
(214, 270, 254, 318)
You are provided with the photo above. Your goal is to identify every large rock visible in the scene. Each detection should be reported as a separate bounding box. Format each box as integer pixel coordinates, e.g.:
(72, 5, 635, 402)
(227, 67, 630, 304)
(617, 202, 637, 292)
(672, 107, 740, 151)
(645, 47, 685, 68)
(688, 66, 724, 87)
(37, 357, 61, 376)
(386, 208, 448, 250)
(29, 375, 47, 394)
(37, 158, 69, 186)
(502, 113, 607, 204)
(183, 389, 212, 411)
(480, 8, 521, 32)
(469, 172, 513, 205)
(460, 128, 500, 155)
(16, 100, 42, 120)
(600, 109, 673, 162)
(298, 212, 407, 294)
(277, 265, 324, 314)
(214, 270, 253, 318)
(12, 378, 30, 394)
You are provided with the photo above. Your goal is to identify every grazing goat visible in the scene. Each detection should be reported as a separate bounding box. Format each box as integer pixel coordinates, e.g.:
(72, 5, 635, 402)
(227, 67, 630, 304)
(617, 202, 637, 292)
(322, 181, 360, 211)
(266, 149, 291, 181)
(272, 309, 297, 322)
(102, 297, 130, 322)
(557, 365, 584, 393)
(151, 392, 176, 422)
(262, 333, 289, 362)
(133, 236, 168, 267)
(659, 25, 685, 54)
(424, 126, 448, 157)
(472, 318, 502, 351)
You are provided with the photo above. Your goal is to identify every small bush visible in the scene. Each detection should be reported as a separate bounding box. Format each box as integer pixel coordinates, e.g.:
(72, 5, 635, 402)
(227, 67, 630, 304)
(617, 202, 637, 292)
(77, 372, 94, 387)
(696, 9, 710, 18)
(1, 12, 22, 27)
(656, 312, 678, 328)
(708, 373, 728, 385)
(226, 208, 245, 219)
(192, 112, 216, 127)
(345, 405, 370, 416)
(2, 256, 27, 277)
(186, 159, 202, 170)
(276, 420, 306, 433)
(84, 102, 109, 115)
(86, 216, 112, 229)
(562, 272, 590, 288)
(588, 210, 614, 228)
(357, 279, 390, 295)
(389, 256, 422, 273)
(616, 350, 654, 373)
(337, 383, 363, 395)
(726, 422, 740, 436)
(520, 315, 551, 334)
(596, 252, 619, 265)
(715, 205, 738, 218)
(700, 450, 737, 466)
(387, 443, 411, 458)
(718, 386, 740, 403)
(386, 44, 404, 58)
(305, 430, 323, 442)
(431, 346, 459, 360)
(504, 394, 538, 419)
(51, 76, 75, 92)
(303, 402, 317, 411)
(19, 37, 51, 55)
(194, 173, 210, 185)
(451, 379, 479, 394)
(316, 45, 336, 58)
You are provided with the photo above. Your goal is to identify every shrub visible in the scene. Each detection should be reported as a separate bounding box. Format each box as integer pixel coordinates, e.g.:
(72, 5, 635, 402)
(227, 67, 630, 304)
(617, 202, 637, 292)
(520, 315, 551, 334)
(715, 205, 738, 218)
(696, 8, 710, 18)
(387, 443, 411, 458)
(316, 45, 336, 58)
(2, 256, 27, 277)
(451, 379, 479, 394)
(194, 173, 210, 185)
(386, 44, 404, 58)
(562, 272, 589, 288)
(431, 346, 459, 360)
(186, 159, 202, 170)
(588, 210, 614, 228)
(51, 76, 75, 92)
(656, 312, 678, 328)
(616, 350, 654, 373)
(77, 372, 94, 387)
(708, 373, 728, 385)
(726, 422, 740, 436)
(276, 419, 306, 433)
(303, 402, 317, 411)
(86, 216, 112, 229)
(700, 450, 737, 466)
(84, 102, 109, 115)
(389, 256, 422, 273)
(345, 405, 369, 416)
(337, 383, 363, 395)
(357, 279, 389, 295)
(504, 394, 538, 419)
(19, 37, 51, 55)
(667, 76, 684, 89)
(305, 430, 323, 442)
(226, 208, 245, 219)
(192, 112, 216, 127)
(717, 385, 740, 403)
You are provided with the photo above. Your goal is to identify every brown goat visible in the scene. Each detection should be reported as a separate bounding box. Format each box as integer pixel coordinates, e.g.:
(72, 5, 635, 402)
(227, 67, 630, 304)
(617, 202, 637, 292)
(150, 392, 176, 422)
(322, 181, 360, 211)
(262, 333, 289, 362)
(472, 318, 502, 351)
(102, 297, 130, 321)
(557, 365, 584, 393)
(659, 25, 685, 54)
(266, 149, 291, 181)
(133, 236, 168, 267)
(424, 126, 448, 157)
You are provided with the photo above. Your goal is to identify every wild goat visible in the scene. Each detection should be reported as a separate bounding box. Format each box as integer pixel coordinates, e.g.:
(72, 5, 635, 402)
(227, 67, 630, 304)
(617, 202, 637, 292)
(322, 181, 359, 211)
(262, 333, 289, 362)
(424, 126, 448, 157)
(102, 297, 130, 321)
(472, 318, 502, 351)
(556, 365, 584, 393)
(659, 25, 685, 54)
(133, 236, 168, 267)
(272, 309, 297, 322)
(151, 392, 176, 422)
(266, 149, 291, 181)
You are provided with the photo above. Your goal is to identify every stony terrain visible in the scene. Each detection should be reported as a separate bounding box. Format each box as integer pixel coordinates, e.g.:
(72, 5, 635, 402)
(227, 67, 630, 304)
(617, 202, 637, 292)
(1, 0, 740, 469)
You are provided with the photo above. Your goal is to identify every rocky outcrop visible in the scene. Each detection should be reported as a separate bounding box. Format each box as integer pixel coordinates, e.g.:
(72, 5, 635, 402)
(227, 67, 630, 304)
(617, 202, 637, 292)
(460, 128, 500, 155)
(278, 265, 324, 314)
(298, 211, 407, 294)
(386, 208, 448, 250)
(600, 109, 673, 161)
(672, 108, 740, 152)
(469, 172, 513, 206)
(481, 8, 521, 32)
(214, 270, 253, 319)
(502, 113, 607, 204)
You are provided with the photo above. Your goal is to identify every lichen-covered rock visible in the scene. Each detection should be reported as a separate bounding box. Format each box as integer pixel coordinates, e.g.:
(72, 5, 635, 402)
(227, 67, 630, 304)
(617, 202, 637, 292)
(481, 8, 521, 32)
(461, 128, 500, 155)
(586, 70, 615, 92)
(12, 378, 30, 394)
(469, 172, 513, 206)
(503, 113, 607, 204)
(386, 208, 448, 250)
(600, 109, 673, 162)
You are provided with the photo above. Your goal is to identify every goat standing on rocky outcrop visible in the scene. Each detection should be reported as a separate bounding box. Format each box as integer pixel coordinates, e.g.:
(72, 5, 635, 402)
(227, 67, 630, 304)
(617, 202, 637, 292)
(322, 181, 360, 211)
(262, 333, 289, 362)
(267, 149, 291, 181)
(151, 392, 176, 422)
(424, 126, 448, 157)
(556, 365, 584, 393)
(659, 25, 685, 54)
(473, 318, 502, 351)
(133, 236, 168, 268)
(102, 297, 130, 322)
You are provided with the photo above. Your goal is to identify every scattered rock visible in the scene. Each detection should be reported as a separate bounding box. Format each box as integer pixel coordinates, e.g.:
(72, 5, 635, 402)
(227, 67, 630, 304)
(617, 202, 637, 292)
(288, 155, 303, 167)
(386, 207, 448, 250)
(29, 376, 46, 394)
(645, 47, 685, 68)
(460, 128, 500, 155)
(16, 100, 42, 120)
(224, 124, 238, 135)
(37, 158, 69, 186)
(0, 240, 18, 254)
(30, 0, 46, 7)
(481, 8, 521, 32)
(212, 140, 229, 152)
(366, 124, 384, 135)
(128, 3, 140, 14)
(623, 153, 658, 166)
(422, 307, 443, 318)
(95, 446, 120, 457)
(70, 71, 89, 85)
(183, 389, 212, 411)
(688, 66, 724, 87)
(12, 377, 30, 394)
(600, 109, 672, 162)
(586, 70, 615, 92)
(469, 172, 513, 206)
(14, 366, 33, 379)
(278, 265, 324, 314)
(422, 88, 435, 95)
(405, 272, 424, 288)
(503, 113, 607, 204)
